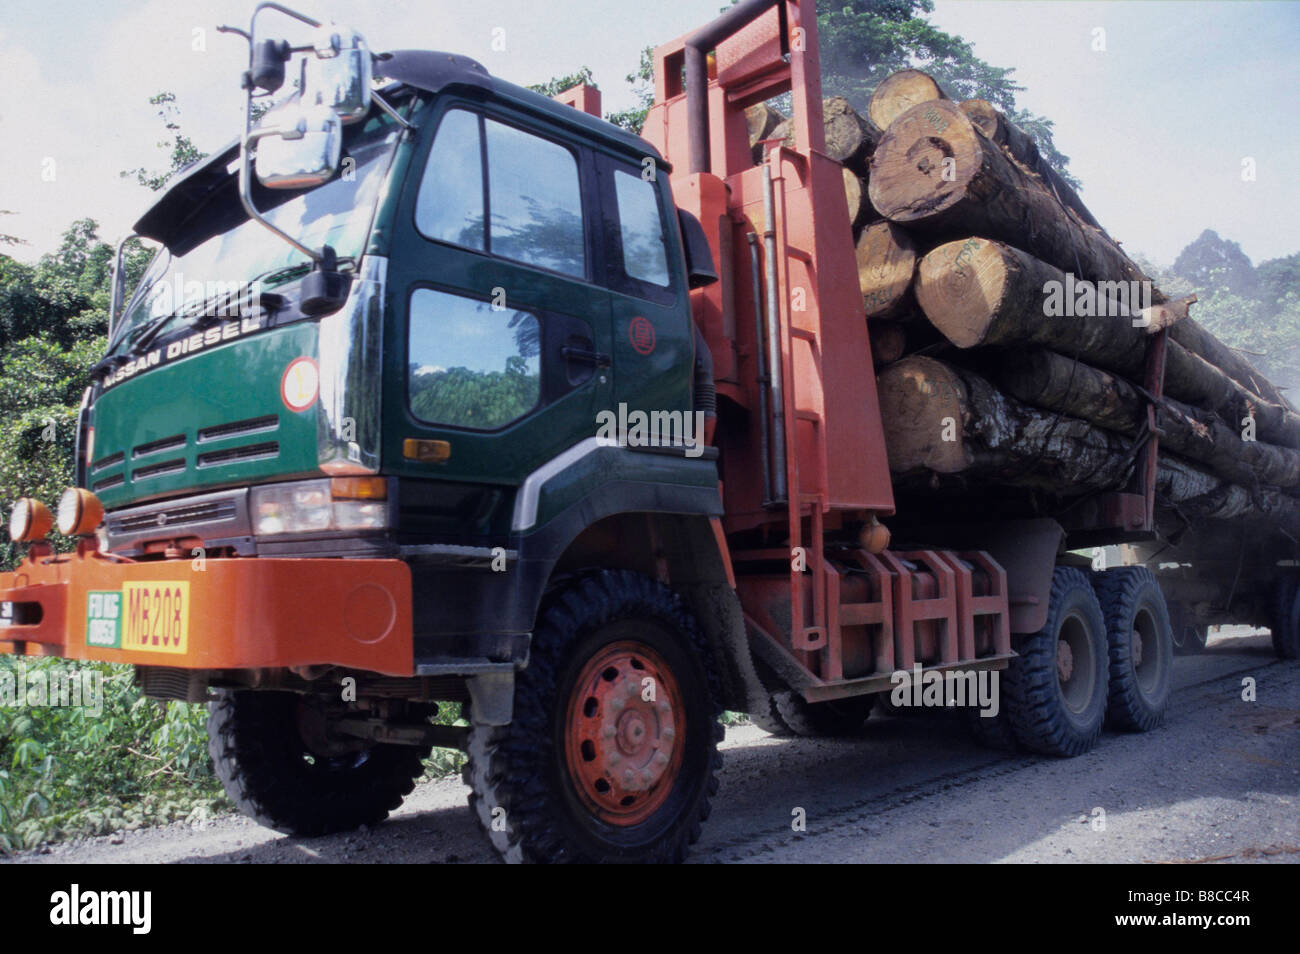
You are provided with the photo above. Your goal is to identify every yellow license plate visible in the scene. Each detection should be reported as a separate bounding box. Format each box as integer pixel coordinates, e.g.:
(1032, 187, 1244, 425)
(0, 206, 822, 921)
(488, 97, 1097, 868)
(119, 582, 190, 654)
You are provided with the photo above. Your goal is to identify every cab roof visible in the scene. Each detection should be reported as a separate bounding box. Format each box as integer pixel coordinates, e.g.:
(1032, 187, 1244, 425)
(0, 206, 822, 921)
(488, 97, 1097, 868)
(133, 49, 663, 245)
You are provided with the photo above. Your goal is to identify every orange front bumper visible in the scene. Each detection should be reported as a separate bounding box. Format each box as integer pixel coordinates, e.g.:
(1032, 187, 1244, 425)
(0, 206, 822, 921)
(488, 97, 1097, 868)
(0, 549, 414, 676)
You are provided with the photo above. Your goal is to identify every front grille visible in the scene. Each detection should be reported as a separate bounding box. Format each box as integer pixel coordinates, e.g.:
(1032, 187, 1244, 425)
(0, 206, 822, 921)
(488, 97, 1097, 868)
(91, 451, 125, 473)
(109, 498, 238, 535)
(198, 415, 279, 443)
(133, 458, 187, 480)
(133, 434, 187, 458)
(92, 473, 126, 492)
(196, 442, 279, 468)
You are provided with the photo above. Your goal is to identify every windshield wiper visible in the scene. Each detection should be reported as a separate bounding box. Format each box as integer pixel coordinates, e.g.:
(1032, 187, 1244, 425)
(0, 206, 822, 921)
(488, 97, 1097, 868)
(125, 260, 324, 357)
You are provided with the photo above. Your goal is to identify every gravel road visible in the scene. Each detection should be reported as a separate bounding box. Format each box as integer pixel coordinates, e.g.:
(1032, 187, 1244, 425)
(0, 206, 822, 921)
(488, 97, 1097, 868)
(5, 630, 1297, 864)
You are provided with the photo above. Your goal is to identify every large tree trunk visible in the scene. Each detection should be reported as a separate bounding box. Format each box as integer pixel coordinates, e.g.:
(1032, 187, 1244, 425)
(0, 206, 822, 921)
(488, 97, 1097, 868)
(856, 221, 917, 319)
(867, 69, 947, 135)
(958, 98, 1102, 231)
(877, 356, 1300, 530)
(870, 101, 1160, 300)
(913, 238, 1300, 447)
(998, 349, 1300, 490)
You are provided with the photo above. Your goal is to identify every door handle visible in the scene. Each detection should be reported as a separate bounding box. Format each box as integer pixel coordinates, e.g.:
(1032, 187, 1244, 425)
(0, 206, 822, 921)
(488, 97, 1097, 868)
(561, 346, 611, 368)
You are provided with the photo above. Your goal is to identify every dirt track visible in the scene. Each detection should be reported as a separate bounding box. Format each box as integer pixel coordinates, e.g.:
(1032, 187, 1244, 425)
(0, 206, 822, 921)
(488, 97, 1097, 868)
(6, 630, 1298, 864)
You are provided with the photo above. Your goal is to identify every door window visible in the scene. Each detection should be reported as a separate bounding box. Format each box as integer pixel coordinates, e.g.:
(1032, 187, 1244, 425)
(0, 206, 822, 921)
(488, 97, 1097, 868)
(408, 288, 541, 431)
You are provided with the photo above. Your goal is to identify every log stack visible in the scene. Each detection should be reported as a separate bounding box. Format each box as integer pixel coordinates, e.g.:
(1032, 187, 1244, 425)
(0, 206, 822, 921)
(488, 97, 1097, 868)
(745, 71, 1298, 541)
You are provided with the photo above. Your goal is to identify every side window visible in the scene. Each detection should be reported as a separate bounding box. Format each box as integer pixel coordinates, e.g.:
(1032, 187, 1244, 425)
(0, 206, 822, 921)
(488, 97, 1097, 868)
(613, 171, 670, 287)
(415, 109, 486, 249)
(408, 288, 541, 430)
(414, 110, 586, 279)
(485, 119, 585, 278)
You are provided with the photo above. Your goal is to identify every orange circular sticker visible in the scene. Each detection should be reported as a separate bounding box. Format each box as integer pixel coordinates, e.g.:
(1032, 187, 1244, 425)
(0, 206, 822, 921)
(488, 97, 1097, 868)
(629, 316, 656, 355)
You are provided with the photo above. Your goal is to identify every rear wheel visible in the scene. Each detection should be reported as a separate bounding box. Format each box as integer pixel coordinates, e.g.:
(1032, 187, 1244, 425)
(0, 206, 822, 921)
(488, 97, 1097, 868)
(1004, 566, 1109, 757)
(1093, 567, 1173, 732)
(207, 690, 430, 836)
(464, 570, 722, 863)
(1270, 576, 1300, 660)
(771, 691, 875, 736)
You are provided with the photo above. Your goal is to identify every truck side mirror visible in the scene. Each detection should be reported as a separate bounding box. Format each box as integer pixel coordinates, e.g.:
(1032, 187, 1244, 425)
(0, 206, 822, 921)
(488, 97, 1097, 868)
(254, 104, 343, 190)
(678, 209, 718, 289)
(303, 24, 372, 125)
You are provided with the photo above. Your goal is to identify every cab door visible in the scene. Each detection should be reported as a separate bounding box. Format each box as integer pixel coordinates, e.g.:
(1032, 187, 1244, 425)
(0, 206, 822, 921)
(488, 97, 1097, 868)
(384, 100, 613, 501)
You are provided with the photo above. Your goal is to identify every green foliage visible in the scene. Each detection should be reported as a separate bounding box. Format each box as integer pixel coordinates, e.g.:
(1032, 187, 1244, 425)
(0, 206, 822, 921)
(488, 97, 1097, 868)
(527, 67, 596, 99)
(1143, 234, 1300, 399)
(0, 658, 227, 852)
(1172, 229, 1258, 298)
(120, 92, 207, 192)
(410, 362, 540, 430)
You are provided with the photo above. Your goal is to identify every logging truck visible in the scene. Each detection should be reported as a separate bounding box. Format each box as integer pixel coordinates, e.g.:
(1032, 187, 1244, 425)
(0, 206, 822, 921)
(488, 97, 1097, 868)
(1, 0, 1297, 863)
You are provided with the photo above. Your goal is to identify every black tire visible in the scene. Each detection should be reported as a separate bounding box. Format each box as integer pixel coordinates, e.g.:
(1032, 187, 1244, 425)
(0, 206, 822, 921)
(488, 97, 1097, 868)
(1004, 566, 1109, 757)
(1092, 567, 1173, 732)
(1170, 617, 1208, 655)
(1270, 576, 1300, 659)
(464, 570, 723, 863)
(207, 690, 430, 837)
(771, 691, 875, 736)
(964, 701, 1020, 752)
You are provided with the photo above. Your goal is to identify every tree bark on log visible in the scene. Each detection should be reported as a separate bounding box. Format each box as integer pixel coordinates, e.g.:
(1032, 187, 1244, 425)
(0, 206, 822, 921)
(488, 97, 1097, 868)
(823, 96, 876, 174)
(958, 99, 1102, 231)
(998, 349, 1300, 490)
(878, 356, 1300, 530)
(856, 221, 917, 318)
(870, 101, 1158, 300)
(913, 238, 1300, 447)
(867, 69, 947, 135)
(842, 167, 877, 232)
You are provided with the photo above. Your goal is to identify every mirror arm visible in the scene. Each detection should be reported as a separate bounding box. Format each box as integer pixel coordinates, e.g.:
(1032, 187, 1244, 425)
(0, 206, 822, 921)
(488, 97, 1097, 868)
(108, 233, 133, 338)
(250, 2, 321, 33)
(237, 93, 321, 263)
(371, 89, 413, 130)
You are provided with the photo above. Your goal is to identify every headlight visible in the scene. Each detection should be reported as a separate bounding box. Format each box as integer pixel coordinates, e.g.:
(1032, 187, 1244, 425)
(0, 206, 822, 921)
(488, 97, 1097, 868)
(251, 478, 387, 536)
(9, 498, 53, 542)
(56, 488, 104, 537)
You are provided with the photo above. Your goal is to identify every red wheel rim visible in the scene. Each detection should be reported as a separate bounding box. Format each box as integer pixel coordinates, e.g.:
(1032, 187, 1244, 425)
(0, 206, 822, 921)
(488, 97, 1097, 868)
(563, 640, 686, 827)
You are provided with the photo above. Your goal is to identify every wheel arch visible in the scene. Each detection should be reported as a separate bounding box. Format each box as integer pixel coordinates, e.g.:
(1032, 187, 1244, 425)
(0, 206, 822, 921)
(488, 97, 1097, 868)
(543, 510, 766, 714)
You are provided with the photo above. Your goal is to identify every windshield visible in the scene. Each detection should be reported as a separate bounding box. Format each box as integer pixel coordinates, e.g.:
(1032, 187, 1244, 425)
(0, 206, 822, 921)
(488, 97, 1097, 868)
(109, 100, 411, 356)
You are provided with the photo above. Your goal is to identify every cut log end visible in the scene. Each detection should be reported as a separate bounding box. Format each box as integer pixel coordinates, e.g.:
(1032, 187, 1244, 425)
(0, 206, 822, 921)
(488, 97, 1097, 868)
(868, 100, 984, 222)
(823, 96, 876, 170)
(914, 237, 1020, 347)
(877, 356, 970, 473)
(856, 221, 917, 318)
(867, 69, 947, 134)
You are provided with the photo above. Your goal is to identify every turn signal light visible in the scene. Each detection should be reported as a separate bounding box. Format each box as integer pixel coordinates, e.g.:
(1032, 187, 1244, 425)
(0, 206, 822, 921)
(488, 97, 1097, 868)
(403, 438, 450, 463)
(329, 477, 387, 500)
(56, 488, 104, 537)
(9, 498, 54, 542)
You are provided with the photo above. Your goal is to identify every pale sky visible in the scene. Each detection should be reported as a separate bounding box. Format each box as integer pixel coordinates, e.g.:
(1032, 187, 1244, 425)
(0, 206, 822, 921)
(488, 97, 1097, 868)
(1, 0, 1297, 268)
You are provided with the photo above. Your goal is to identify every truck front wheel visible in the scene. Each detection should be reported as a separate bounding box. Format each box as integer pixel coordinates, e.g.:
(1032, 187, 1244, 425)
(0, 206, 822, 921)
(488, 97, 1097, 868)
(207, 690, 430, 837)
(1004, 566, 1109, 757)
(464, 570, 723, 863)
